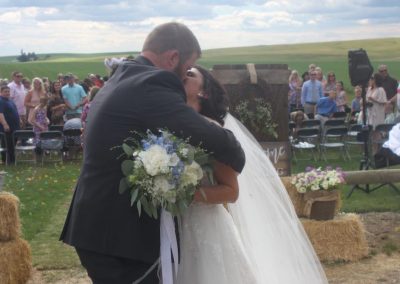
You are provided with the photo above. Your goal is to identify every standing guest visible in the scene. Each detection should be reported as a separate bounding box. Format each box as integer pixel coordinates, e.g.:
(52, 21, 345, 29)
(366, 73, 387, 129)
(22, 78, 31, 91)
(385, 82, 400, 124)
(0, 86, 20, 163)
(335, 81, 348, 112)
(324, 72, 336, 96)
(7, 71, 26, 129)
(315, 90, 337, 125)
(301, 70, 323, 116)
(308, 63, 316, 72)
(28, 96, 50, 146)
(61, 73, 87, 120)
(301, 71, 310, 85)
(25, 77, 47, 124)
(57, 73, 66, 86)
(81, 87, 100, 128)
(351, 85, 362, 114)
(378, 64, 397, 100)
(48, 81, 66, 125)
(80, 78, 94, 95)
(315, 67, 327, 89)
(288, 70, 302, 112)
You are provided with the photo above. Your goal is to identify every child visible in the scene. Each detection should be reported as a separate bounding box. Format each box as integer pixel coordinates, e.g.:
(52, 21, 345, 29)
(28, 96, 50, 145)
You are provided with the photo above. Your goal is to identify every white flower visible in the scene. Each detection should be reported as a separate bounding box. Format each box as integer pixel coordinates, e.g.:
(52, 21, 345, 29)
(180, 161, 203, 187)
(138, 145, 170, 176)
(321, 181, 329, 190)
(298, 187, 307, 193)
(153, 176, 174, 194)
(311, 184, 320, 191)
(180, 148, 189, 157)
(168, 153, 180, 167)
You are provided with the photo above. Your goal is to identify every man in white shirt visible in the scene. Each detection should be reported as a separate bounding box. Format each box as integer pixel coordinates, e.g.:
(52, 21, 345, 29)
(7, 71, 26, 128)
(374, 122, 400, 168)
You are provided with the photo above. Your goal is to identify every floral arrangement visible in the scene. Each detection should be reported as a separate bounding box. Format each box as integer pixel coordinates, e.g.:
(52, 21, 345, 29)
(118, 130, 212, 218)
(291, 166, 346, 193)
(233, 97, 278, 141)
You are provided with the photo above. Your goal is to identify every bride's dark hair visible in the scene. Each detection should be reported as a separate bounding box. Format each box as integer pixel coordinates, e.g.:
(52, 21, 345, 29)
(195, 65, 229, 126)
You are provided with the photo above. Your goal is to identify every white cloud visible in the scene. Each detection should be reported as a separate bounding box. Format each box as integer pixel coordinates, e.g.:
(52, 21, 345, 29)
(0, 1, 398, 56)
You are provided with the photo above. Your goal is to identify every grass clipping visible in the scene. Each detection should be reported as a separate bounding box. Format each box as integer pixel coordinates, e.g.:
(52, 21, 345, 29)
(0, 192, 21, 241)
(0, 239, 32, 284)
(301, 213, 369, 262)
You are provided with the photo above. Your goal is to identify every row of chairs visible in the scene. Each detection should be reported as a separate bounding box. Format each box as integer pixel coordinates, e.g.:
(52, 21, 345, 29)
(0, 128, 82, 166)
(290, 120, 395, 162)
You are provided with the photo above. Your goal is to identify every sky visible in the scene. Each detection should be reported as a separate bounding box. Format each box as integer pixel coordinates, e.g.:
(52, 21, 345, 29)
(0, 0, 399, 56)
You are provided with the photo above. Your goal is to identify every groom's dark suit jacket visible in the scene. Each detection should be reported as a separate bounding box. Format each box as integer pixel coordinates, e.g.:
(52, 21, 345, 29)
(60, 56, 245, 263)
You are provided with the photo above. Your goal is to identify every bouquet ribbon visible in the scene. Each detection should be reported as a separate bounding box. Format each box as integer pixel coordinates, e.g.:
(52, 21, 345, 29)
(160, 209, 179, 284)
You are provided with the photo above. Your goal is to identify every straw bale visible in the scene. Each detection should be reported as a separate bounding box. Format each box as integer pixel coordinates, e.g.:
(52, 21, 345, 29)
(0, 238, 32, 284)
(280, 177, 341, 218)
(0, 192, 20, 241)
(301, 213, 369, 262)
(280, 176, 304, 216)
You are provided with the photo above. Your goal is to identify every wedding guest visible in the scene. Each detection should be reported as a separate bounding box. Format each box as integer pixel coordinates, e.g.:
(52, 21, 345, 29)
(28, 96, 50, 146)
(335, 81, 348, 112)
(288, 70, 302, 112)
(25, 77, 47, 124)
(351, 86, 362, 114)
(315, 90, 337, 125)
(308, 63, 316, 72)
(315, 67, 326, 89)
(22, 78, 31, 91)
(48, 81, 66, 125)
(61, 73, 87, 120)
(366, 73, 387, 129)
(81, 87, 100, 128)
(324, 72, 336, 96)
(7, 71, 26, 129)
(378, 64, 397, 100)
(385, 82, 400, 124)
(301, 71, 310, 84)
(374, 122, 400, 168)
(0, 85, 20, 163)
(301, 70, 323, 115)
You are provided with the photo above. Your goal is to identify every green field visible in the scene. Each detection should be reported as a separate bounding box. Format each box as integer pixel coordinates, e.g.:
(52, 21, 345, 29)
(1, 37, 399, 96)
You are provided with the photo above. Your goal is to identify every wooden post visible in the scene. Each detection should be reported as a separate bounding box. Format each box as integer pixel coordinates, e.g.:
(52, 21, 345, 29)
(343, 169, 400, 185)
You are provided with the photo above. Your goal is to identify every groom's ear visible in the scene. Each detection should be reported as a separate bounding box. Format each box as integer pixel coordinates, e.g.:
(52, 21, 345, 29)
(162, 49, 180, 70)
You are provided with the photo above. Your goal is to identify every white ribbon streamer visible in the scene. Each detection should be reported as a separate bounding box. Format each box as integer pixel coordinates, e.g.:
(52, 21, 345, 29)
(160, 209, 179, 284)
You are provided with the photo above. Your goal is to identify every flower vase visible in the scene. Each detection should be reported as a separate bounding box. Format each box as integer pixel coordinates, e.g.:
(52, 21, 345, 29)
(302, 189, 340, 220)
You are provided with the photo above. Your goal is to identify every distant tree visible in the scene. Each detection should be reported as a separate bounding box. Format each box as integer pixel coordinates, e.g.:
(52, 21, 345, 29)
(16, 49, 39, 62)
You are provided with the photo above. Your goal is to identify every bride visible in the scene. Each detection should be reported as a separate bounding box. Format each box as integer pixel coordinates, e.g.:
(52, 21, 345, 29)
(177, 66, 328, 284)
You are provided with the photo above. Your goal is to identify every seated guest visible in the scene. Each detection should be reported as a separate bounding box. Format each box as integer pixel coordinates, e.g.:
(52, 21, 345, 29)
(63, 118, 82, 159)
(351, 86, 362, 114)
(315, 90, 337, 125)
(374, 122, 400, 168)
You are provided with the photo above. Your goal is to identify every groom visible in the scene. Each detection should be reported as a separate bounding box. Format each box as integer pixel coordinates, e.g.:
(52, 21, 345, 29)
(60, 22, 245, 283)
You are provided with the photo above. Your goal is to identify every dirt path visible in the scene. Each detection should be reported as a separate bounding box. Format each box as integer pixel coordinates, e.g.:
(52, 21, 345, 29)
(28, 212, 400, 283)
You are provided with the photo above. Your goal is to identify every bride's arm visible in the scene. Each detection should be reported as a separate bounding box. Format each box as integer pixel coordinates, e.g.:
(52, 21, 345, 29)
(192, 158, 239, 204)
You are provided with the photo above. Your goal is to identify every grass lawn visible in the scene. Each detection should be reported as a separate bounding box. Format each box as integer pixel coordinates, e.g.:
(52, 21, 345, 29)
(1, 148, 399, 276)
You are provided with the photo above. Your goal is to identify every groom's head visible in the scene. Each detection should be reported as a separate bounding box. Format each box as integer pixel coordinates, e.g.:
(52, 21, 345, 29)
(142, 22, 201, 80)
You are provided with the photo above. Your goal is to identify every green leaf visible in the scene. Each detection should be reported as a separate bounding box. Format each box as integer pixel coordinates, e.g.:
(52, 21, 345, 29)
(130, 188, 139, 206)
(141, 197, 152, 218)
(118, 178, 129, 194)
(121, 160, 134, 176)
(122, 143, 134, 156)
(151, 206, 158, 219)
(137, 200, 142, 217)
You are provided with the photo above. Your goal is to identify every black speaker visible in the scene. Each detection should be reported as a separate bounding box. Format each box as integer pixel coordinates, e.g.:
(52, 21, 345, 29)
(348, 49, 373, 87)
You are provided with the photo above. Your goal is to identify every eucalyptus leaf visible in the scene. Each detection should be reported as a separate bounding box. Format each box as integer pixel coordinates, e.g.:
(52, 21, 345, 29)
(122, 143, 134, 156)
(130, 188, 139, 206)
(137, 200, 142, 217)
(118, 178, 129, 194)
(121, 160, 134, 176)
(141, 197, 152, 217)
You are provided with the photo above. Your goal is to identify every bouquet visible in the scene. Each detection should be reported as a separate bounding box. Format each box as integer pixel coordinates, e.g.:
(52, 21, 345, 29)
(291, 166, 346, 193)
(118, 129, 212, 218)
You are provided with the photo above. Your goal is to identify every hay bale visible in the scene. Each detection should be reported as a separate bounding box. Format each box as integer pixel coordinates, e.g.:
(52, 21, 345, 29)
(0, 238, 32, 284)
(0, 192, 20, 241)
(280, 176, 304, 216)
(301, 213, 369, 262)
(280, 177, 341, 218)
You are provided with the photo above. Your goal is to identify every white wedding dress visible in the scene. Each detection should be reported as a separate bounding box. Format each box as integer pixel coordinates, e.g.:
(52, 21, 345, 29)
(176, 114, 328, 284)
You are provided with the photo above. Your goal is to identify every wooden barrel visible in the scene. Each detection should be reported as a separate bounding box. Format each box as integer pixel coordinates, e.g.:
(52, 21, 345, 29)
(211, 64, 291, 175)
